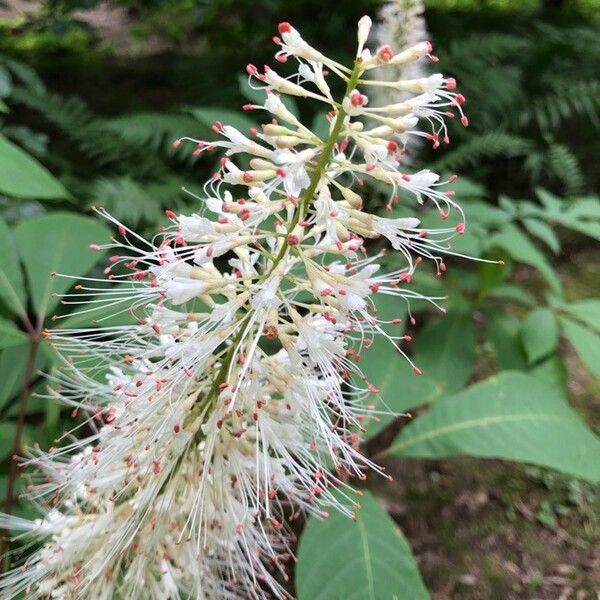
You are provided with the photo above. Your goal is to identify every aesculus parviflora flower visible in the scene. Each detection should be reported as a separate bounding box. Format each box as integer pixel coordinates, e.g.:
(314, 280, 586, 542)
(1, 15, 482, 600)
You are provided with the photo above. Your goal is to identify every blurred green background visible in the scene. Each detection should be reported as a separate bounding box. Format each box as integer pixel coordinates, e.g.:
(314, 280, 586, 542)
(0, 0, 598, 597)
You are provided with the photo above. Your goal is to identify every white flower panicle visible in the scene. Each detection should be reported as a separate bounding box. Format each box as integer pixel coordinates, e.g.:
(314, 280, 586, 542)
(0, 16, 482, 600)
(370, 0, 430, 157)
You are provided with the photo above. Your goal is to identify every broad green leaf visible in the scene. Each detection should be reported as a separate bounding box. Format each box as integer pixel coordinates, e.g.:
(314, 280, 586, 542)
(413, 311, 476, 394)
(311, 111, 330, 140)
(0, 317, 28, 349)
(488, 284, 536, 307)
(463, 200, 510, 226)
(522, 218, 560, 253)
(490, 223, 561, 293)
(530, 354, 568, 395)
(560, 317, 600, 379)
(0, 216, 27, 317)
(0, 422, 34, 463)
(57, 291, 137, 329)
(354, 296, 440, 437)
(0, 342, 47, 410)
(560, 300, 600, 333)
(448, 175, 485, 199)
(447, 222, 485, 257)
(237, 73, 265, 104)
(388, 372, 600, 482)
(6, 379, 49, 417)
(357, 338, 441, 438)
(0, 422, 16, 462)
(484, 310, 527, 371)
(521, 308, 559, 364)
(296, 491, 429, 600)
(13, 213, 111, 321)
(477, 255, 510, 298)
(0, 135, 69, 200)
(372, 293, 408, 336)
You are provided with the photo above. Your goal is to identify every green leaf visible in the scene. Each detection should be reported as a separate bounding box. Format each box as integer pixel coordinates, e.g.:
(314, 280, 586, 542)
(477, 255, 510, 298)
(0, 421, 35, 464)
(0, 342, 47, 410)
(560, 317, 600, 379)
(354, 296, 440, 437)
(372, 293, 408, 336)
(311, 111, 330, 140)
(484, 310, 527, 371)
(463, 200, 511, 226)
(13, 213, 111, 321)
(521, 308, 559, 364)
(535, 188, 563, 213)
(521, 218, 560, 254)
(498, 195, 517, 216)
(560, 300, 600, 333)
(488, 284, 536, 307)
(413, 311, 476, 394)
(448, 175, 485, 199)
(530, 354, 568, 395)
(57, 291, 137, 329)
(0, 135, 69, 200)
(0, 317, 28, 349)
(358, 341, 442, 438)
(237, 73, 265, 105)
(0, 216, 27, 317)
(490, 223, 561, 293)
(565, 197, 600, 219)
(296, 491, 429, 600)
(0, 422, 16, 462)
(553, 215, 600, 242)
(534, 189, 600, 242)
(387, 372, 600, 482)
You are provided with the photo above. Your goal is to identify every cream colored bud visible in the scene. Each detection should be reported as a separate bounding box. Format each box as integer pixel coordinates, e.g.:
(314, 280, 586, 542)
(274, 135, 302, 148)
(335, 221, 351, 242)
(340, 187, 363, 209)
(249, 158, 275, 170)
(357, 16, 372, 56)
(262, 124, 295, 137)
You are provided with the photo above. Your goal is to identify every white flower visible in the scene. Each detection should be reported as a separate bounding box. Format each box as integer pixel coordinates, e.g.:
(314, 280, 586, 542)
(2, 15, 478, 600)
(163, 277, 207, 304)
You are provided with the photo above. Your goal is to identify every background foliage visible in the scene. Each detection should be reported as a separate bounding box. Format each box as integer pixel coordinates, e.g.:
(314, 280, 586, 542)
(0, 0, 598, 597)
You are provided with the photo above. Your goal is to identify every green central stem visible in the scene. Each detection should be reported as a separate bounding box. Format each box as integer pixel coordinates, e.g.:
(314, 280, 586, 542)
(189, 60, 364, 438)
(264, 60, 364, 279)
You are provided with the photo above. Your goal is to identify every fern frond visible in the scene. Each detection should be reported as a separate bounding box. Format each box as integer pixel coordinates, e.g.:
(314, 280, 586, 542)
(10, 87, 165, 176)
(432, 133, 533, 171)
(104, 111, 211, 162)
(521, 80, 600, 131)
(546, 143, 585, 196)
(88, 177, 187, 228)
(446, 33, 531, 69)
